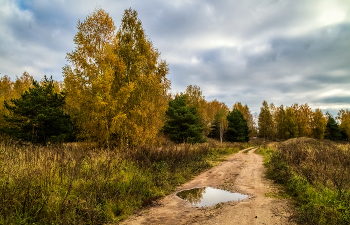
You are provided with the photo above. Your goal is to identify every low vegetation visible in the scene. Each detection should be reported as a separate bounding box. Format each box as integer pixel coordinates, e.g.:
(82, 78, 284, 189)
(0, 136, 248, 224)
(259, 138, 350, 225)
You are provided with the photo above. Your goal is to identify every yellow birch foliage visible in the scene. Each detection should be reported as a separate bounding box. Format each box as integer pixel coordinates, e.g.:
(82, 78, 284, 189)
(0, 72, 34, 130)
(337, 109, 350, 139)
(312, 108, 327, 139)
(63, 8, 133, 145)
(185, 88, 232, 137)
(13, 72, 34, 99)
(64, 8, 170, 147)
(258, 100, 274, 139)
(206, 99, 229, 137)
(207, 100, 229, 123)
(284, 107, 299, 138)
(116, 8, 170, 146)
(292, 103, 313, 137)
(275, 105, 286, 139)
(185, 85, 208, 132)
(0, 75, 13, 129)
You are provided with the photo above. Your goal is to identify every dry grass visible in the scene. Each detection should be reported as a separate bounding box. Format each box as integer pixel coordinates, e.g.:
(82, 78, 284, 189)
(0, 135, 248, 224)
(265, 138, 350, 225)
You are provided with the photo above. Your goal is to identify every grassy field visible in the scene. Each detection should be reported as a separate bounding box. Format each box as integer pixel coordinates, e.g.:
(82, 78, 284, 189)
(0, 136, 250, 224)
(257, 138, 350, 225)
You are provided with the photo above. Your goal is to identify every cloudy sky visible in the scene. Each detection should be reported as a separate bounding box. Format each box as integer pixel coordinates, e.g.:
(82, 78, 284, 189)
(1, 0, 349, 114)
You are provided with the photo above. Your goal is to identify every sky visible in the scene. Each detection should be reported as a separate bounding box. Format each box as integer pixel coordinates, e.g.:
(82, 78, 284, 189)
(1, 0, 350, 115)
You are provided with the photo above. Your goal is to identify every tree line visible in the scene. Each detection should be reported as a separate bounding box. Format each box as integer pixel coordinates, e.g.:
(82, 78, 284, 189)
(2, 8, 348, 145)
(258, 100, 350, 141)
(0, 8, 252, 146)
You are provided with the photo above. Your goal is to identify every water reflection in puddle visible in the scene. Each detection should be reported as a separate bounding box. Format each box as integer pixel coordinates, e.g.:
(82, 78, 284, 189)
(176, 187, 248, 207)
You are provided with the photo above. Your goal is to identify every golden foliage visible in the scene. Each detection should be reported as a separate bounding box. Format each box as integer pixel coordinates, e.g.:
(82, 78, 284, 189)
(0, 72, 34, 129)
(63, 8, 170, 147)
(337, 109, 350, 139)
(311, 108, 327, 139)
(116, 8, 171, 147)
(185, 85, 207, 125)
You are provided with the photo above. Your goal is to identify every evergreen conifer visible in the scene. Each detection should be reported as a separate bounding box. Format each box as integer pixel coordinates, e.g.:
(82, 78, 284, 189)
(162, 94, 206, 143)
(225, 109, 250, 142)
(2, 76, 75, 144)
(324, 115, 342, 141)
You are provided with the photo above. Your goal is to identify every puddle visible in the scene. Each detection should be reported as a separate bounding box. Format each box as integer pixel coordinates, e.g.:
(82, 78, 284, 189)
(176, 187, 248, 207)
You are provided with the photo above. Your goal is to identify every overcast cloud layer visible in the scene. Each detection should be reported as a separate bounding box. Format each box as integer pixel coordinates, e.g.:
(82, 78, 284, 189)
(1, 0, 350, 114)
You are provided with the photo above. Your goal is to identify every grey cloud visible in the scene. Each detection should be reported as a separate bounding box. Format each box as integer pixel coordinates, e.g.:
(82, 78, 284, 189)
(317, 96, 350, 104)
(1, 0, 350, 115)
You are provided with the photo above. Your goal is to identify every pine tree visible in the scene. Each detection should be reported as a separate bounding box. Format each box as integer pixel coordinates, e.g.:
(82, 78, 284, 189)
(162, 94, 206, 144)
(2, 76, 74, 144)
(225, 109, 250, 142)
(233, 102, 255, 137)
(324, 114, 342, 141)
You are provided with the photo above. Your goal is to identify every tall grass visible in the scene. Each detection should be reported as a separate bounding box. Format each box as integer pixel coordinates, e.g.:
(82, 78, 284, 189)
(0, 136, 246, 224)
(264, 138, 350, 225)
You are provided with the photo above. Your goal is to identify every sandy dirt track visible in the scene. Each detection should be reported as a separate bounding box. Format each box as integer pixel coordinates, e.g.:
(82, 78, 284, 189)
(121, 148, 294, 225)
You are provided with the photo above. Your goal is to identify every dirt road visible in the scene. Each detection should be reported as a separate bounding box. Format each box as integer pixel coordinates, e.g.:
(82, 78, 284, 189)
(121, 148, 294, 225)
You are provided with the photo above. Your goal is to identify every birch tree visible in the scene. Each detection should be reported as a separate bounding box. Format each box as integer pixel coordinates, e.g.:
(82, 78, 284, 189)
(258, 100, 274, 139)
(206, 99, 229, 136)
(64, 8, 170, 147)
(116, 8, 170, 147)
(284, 107, 299, 138)
(0, 72, 34, 130)
(209, 108, 228, 143)
(312, 108, 327, 139)
(63, 8, 133, 146)
(337, 109, 350, 140)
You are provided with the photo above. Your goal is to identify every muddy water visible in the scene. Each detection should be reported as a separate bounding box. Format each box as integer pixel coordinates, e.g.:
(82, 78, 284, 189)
(176, 187, 248, 207)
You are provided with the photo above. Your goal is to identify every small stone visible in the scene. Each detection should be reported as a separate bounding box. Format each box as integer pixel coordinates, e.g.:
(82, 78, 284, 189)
(255, 216, 257, 218)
